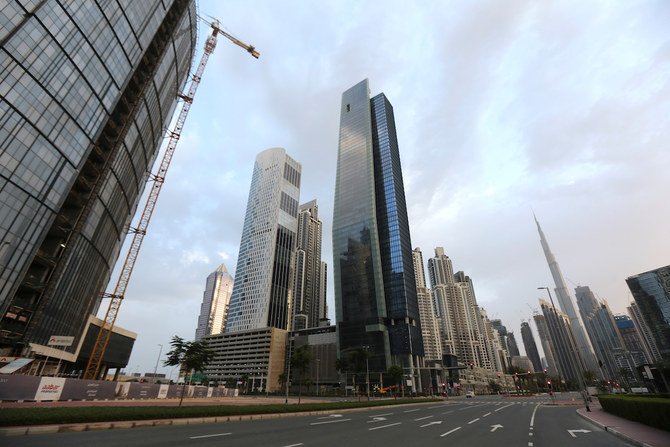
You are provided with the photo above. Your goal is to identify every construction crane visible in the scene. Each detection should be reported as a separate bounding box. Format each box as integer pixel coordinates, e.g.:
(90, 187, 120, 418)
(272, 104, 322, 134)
(84, 19, 259, 380)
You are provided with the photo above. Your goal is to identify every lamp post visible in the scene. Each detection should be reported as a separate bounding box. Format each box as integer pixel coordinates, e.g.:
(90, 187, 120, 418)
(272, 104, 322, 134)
(538, 286, 590, 412)
(316, 358, 320, 397)
(153, 344, 163, 383)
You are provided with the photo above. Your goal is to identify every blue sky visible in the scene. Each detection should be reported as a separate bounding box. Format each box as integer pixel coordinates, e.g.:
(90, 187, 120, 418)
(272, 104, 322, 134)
(112, 0, 670, 376)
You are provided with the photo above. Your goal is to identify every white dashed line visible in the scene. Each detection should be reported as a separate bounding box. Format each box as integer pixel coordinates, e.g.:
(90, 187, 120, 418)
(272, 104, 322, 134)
(440, 426, 462, 437)
(483, 412, 491, 417)
(404, 409, 421, 413)
(310, 419, 352, 425)
(468, 418, 480, 424)
(189, 433, 231, 439)
(414, 415, 434, 421)
(368, 422, 402, 431)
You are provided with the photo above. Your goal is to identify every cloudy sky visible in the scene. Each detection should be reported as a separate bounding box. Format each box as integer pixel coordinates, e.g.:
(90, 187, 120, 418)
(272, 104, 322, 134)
(112, 0, 670, 376)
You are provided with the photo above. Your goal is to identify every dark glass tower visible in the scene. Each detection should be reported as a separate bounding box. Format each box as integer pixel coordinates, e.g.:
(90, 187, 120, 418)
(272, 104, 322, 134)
(0, 0, 197, 355)
(626, 266, 670, 362)
(333, 79, 423, 379)
(520, 321, 542, 372)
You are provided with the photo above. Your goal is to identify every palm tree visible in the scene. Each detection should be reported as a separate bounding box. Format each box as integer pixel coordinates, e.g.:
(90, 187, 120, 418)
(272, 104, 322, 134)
(163, 336, 215, 406)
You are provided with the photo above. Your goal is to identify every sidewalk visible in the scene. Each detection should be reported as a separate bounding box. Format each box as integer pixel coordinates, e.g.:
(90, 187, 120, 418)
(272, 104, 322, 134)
(576, 401, 670, 447)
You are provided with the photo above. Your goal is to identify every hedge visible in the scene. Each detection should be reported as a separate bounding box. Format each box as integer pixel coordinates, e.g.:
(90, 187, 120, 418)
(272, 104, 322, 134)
(0, 398, 440, 427)
(598, 395, 670, 432)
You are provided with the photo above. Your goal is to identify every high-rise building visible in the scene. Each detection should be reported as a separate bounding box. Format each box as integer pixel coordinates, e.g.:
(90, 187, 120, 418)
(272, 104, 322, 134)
(506, 332, 521, 357)
(292, 200, 325, 330)
(533, 314, 559, 377)
(333, 79, 423, 380)
(412, 248, 442, 362)
(628, 302, 662, 363)
(534, 215, 600, 374)
(0, 0, 197, 356)
(225, 148, 301, 333)
(428, 248, 492, 370)
(195, 264, 234, 340)
(521, 321, 543, 372)
(539, 299, 586, 383)
(575, 285, 625, 380)
(626, 265, 670, 362)
(614, 314, 649, 367)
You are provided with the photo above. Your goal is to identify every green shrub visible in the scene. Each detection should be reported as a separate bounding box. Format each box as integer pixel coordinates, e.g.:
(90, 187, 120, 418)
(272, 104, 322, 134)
(598, 395, 670, 432)
(0, 398, 440, 427)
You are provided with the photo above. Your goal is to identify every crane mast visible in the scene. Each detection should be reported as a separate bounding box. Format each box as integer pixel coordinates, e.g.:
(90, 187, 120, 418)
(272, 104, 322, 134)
(84, 20, 258, 380)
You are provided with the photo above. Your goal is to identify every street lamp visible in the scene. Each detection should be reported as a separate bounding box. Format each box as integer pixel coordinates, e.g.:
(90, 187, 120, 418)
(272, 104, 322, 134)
(316, 358, 320, 397)
(153, 344, 163, 382)
(538, 286, 590, 412)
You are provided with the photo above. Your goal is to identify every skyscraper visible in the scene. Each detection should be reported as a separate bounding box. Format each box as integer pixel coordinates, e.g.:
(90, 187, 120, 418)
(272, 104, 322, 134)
(533, 314, 559, 377)
(506, 332, 521, 357)
(0, 0, 197, 356)
(575, 285, 625, 380)
(539, 299, 586, 383)
(626, 266, 670, 362)
(628, 302, 662, 363)
(292, 200, 326, 330)
(534, 215, 600, 374)
(521, 321, 543, 373)
(225, 148, 301, 333)
(195, 264, 234, 340)
(333, 79, 423, 379)
(412, 248, 442, 362)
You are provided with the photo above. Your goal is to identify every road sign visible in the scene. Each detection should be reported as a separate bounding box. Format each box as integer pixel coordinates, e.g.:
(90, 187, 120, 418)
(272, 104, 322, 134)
(48, 336, 74, 347)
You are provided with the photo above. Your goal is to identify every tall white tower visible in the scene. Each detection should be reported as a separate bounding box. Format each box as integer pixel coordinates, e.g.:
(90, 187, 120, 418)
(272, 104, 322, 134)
(225, 148, 302, 333)
(534, 215, 600, 375)
(195, 264, 233, 340)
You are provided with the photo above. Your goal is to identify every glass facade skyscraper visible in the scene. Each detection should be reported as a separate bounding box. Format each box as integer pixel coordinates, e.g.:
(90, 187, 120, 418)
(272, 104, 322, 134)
(225, 148, 301, 333)
(195, 263, 234, 340)
(626, 265, 670, 362)
(333, 79, 423, 378)
(0, 0, 196, 355)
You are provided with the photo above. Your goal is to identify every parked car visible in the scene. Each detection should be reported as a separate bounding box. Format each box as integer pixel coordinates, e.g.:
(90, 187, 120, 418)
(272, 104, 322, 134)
(465, 391, 475, 398)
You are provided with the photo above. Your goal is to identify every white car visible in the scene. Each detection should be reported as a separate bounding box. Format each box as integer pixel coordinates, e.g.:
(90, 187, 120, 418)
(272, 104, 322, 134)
(465, 391, 475, 398)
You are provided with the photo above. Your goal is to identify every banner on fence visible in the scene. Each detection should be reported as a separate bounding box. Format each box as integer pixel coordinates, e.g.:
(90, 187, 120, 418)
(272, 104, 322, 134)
(34, 377, 66, 401)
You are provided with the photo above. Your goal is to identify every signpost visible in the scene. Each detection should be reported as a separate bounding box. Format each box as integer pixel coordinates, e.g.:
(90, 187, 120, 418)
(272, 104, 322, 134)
(42, 335, 74, 376)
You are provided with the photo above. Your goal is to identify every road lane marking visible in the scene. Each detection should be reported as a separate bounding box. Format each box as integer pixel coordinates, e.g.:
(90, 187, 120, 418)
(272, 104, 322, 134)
(189, 433, 231, 439)
(281, 444, 303, 447)
(370, 413, 393, 417)
(428, 405, 446, 409)
(482, 412, 491, 417)
(468, 418, 480, 424)
(403, 408, 421, 413)
(528, 443, 533, 446)
(442, 410, 454, 415)
(368, 422, 402, 431)
(530, 404, 540, 428)
(494, 403, 514, 412)
(529, 432, 533, 436)
(310, 418, 352, 425)
(420, 421, 443, 427)
(440, 426, 462, 437)
(317, 414, 343, 419)
(414, 415, 434, 421)
(490, 424, 503, 432)
(367, 417, 387, 423)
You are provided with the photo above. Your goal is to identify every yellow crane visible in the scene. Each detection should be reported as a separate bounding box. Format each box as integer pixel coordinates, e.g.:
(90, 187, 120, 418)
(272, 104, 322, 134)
(84, 19, 259, 380)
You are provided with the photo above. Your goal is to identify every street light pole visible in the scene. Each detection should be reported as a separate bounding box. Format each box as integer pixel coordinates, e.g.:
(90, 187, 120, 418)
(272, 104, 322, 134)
(316, 358, 320, 397)
(153, 343, 163, 383)
(538, 286, 590, 412)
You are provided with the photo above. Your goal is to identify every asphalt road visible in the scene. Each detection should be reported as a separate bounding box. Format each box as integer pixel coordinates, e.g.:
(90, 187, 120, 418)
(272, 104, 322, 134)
(4, 395, 634, 447)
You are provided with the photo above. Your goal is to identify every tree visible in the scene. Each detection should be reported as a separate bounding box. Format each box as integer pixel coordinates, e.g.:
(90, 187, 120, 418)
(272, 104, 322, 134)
(583, 370, 597, 385)
(388, 365, 404, 399)
(163, 335, 215, 406)
(488, 379, 502, 394)
(291, 345, 311, 403)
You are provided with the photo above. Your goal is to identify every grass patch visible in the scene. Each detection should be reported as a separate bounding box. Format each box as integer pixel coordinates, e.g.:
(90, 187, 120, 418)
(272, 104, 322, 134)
(0, 398, 440, 427)
(598, 394, 670, 432)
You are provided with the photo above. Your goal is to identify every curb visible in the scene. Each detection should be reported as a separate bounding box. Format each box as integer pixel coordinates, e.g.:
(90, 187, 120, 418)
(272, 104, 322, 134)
(0, 400, 441, 437)
(575, 409, 653, 447)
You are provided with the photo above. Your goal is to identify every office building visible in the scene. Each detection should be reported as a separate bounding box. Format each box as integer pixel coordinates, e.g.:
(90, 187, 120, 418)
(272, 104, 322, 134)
(534, 216, 600, 374)
(539, 299, 586, 383)
(292, 200, 326, 330)
(626, 265, 670, 361)
(412, 248, 442, 362)
(0, 0, 197, 357)
(195, 263, 234, 340)
(575, 285, 625, 380)
(628, 302, 662, 363)
(333, 79, 423, 383)
(614, 314, 649, 367)
(225, 148, 301, 333)
(506, 332, 520, 357)
(521, 321, 543, 372)
(533, 314, 559, 377)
